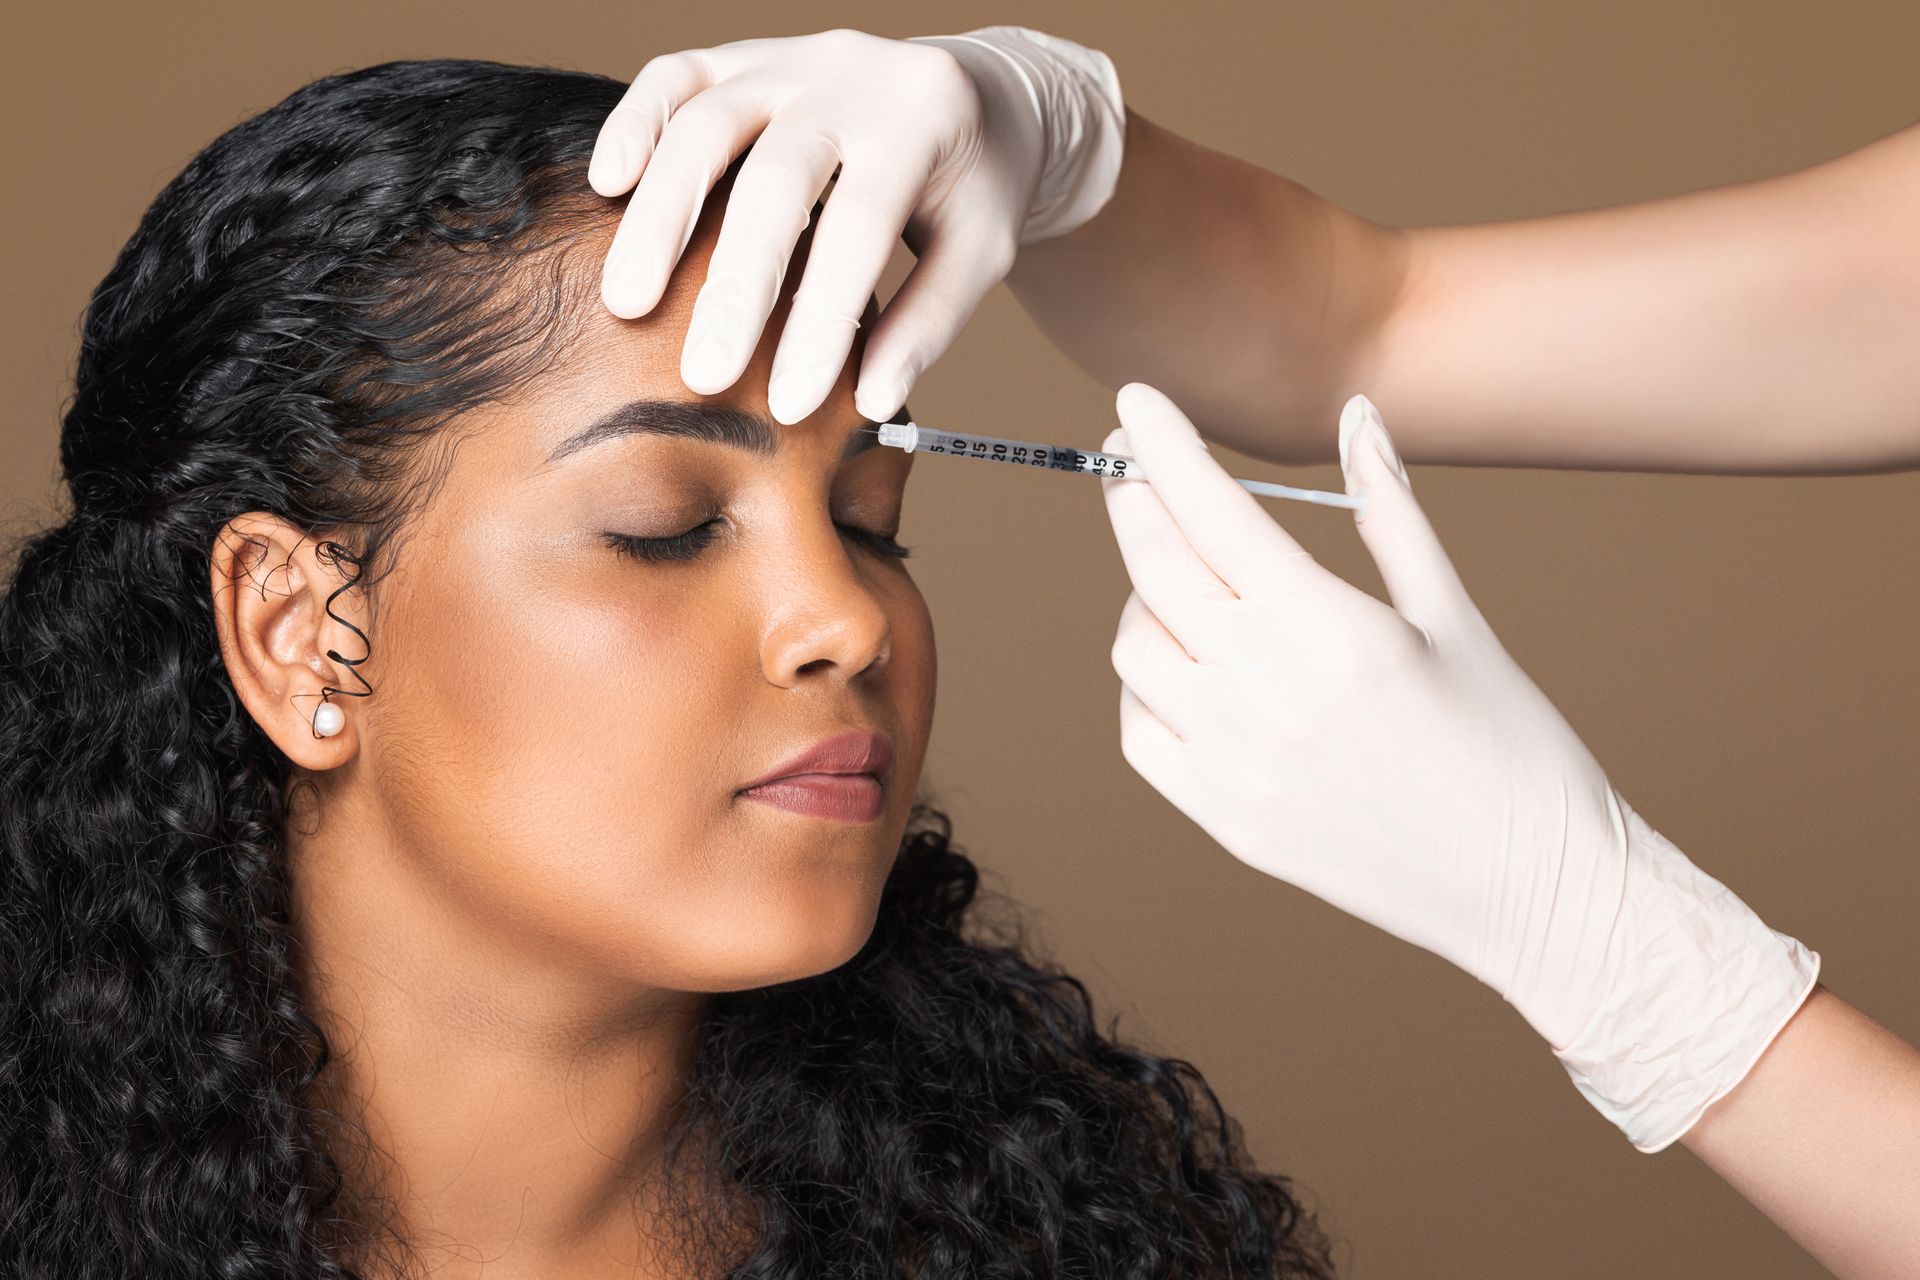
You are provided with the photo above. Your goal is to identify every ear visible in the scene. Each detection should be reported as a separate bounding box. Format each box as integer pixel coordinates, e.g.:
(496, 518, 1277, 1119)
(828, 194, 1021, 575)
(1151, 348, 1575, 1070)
(209, 513, 371, 769)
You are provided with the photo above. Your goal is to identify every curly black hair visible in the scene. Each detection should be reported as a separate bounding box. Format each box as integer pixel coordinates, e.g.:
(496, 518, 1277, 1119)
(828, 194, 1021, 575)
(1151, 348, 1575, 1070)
(0, 57, 1335, 1279)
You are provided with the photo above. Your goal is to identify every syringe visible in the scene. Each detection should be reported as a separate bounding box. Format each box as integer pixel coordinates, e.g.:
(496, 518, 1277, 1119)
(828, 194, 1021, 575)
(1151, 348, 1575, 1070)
(861, 423, 1364, 513)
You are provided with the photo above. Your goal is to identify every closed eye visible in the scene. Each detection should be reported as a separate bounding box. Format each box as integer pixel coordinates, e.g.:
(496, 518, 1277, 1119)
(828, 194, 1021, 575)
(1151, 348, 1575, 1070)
(604, 519, 913, 564)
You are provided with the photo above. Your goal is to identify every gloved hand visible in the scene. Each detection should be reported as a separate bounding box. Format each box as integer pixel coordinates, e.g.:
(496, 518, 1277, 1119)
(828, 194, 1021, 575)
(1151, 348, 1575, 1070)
(588, 26, 1126, 426)
(1100, 383, 1820, 1152)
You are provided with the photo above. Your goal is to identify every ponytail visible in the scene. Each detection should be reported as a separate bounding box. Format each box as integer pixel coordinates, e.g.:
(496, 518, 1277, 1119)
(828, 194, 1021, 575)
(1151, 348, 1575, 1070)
(0, 507, 359, 1276)
(2, 57, 658, 1277)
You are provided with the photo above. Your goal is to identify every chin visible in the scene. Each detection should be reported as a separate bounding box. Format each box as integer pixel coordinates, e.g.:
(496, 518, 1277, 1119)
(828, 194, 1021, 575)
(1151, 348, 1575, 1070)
(696, 882, 885, 993)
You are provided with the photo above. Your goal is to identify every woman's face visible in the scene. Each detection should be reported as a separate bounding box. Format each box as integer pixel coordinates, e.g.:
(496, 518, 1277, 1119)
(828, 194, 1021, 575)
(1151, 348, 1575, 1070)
(327, 207, 934, 994)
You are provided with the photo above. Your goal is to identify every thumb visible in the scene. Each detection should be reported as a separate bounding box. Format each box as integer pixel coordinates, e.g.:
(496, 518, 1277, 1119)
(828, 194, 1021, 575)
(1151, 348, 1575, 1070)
(1338, 394, 1474, 634)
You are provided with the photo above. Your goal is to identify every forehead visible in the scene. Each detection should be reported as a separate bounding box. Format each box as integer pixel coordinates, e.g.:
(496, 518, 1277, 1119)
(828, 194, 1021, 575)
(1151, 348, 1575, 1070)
(441, 327, 888, 505)
(464, 360, 885, 489)
(449, 187, 894, 479)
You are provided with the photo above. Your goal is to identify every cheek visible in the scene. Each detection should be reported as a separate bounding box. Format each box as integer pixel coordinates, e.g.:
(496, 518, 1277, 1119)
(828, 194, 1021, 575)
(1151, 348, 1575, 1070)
(363, 544, 746, 970)
(889, 581, 938, 763)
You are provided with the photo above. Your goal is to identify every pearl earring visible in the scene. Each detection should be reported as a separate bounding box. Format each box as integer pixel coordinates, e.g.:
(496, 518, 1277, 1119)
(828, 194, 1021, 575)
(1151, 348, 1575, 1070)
(312, 699, 345, 738)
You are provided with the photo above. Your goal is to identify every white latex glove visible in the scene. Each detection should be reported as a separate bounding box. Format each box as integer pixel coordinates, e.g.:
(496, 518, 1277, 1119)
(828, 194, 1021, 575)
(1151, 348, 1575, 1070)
(1100, 383, 1820, 1152)
(588, 26, 1125, 426)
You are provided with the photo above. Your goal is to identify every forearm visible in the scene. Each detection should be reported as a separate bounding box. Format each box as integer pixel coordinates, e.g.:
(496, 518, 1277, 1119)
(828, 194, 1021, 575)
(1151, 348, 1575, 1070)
(1680, 985, 1920, 1279)
(1012, 110, 1920, 472)
(1378, 122, 1920, 473)
(1005, 110, 1409, 466)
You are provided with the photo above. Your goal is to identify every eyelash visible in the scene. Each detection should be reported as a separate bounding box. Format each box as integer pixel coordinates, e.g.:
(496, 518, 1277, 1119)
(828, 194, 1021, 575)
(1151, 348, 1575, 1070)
(605, 519, 914, 564)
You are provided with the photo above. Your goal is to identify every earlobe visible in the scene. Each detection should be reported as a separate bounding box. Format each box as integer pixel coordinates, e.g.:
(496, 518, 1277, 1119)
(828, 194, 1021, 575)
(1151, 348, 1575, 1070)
(208, 514, 369, 765)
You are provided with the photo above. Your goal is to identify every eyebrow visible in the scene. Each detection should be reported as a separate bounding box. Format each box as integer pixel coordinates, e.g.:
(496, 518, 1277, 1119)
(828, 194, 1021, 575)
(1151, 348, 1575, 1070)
(541, 400, 885, 467)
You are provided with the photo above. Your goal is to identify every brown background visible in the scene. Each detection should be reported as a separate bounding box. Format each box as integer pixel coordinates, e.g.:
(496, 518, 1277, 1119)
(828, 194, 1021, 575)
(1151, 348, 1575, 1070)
(7, 2, 1917, 1276)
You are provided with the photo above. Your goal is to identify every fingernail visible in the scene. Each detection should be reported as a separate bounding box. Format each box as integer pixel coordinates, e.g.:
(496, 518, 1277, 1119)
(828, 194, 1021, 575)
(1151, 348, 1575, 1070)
(767, 321, 857, 423)
(1336, 395, 1382, 475)
(1339, 394, 1409, 487)
(766, 371, 821, 425)
(1337, 394, 1368, 473)
(1120, 382, 1209, 453)
(854, 370, 912, 424)
(1360, 396, 1411, 487)
(681, 301, 741, 391)
(603, 244, 665, 318)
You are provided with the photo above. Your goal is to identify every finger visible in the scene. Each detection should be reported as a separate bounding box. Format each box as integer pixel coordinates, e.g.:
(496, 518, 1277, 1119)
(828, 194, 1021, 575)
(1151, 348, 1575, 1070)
(1112, 382, 1332, 601)
(851, 217, 1017, 423)
(1099, 425, 1238, 665)
(601, 85, 769, 320)
(1117, 684, 1218, 830)
(679, 122, 843, 396)
(764, 153, 929, 424)
(1336, 394, 1475, 635)
(1121, 687, 1190, 794)
(1109, 590, 1208, 743)
(589, 51, 716, 198)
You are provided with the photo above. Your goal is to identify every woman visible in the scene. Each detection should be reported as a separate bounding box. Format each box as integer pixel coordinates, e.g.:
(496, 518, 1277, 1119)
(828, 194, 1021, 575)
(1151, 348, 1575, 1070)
(0, 59, 1336, 1279)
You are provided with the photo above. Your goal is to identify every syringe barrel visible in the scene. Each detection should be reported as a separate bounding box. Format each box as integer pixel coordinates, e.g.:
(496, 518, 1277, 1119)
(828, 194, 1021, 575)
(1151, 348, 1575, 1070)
(881, 421, 1364, 511)
(905, 425, 1136, 478)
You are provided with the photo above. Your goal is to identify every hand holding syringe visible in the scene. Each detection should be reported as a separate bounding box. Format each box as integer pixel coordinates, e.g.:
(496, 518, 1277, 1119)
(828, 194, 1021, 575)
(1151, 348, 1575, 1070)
(860, 422, 1365, 513)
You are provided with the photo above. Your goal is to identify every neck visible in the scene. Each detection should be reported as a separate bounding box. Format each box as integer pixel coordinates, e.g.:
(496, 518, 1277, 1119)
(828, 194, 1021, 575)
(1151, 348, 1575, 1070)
(287, 794, 713, 1278)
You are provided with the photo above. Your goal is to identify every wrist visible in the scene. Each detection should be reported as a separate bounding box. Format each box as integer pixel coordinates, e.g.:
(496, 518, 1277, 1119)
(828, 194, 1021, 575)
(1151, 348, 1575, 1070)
(909, 26, 1126, 243)
(1349, 222, 1439, 440)
(1550, 802, 1820, 1152)
(1337, 218, 1420, 420)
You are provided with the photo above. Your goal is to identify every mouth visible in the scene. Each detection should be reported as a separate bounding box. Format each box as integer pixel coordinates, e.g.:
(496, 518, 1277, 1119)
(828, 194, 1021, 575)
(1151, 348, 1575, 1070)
(737, 728, 893, 823)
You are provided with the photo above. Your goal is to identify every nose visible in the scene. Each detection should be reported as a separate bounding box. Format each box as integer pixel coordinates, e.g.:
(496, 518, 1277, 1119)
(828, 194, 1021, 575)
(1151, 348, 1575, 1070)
(758, 520, 893, 688)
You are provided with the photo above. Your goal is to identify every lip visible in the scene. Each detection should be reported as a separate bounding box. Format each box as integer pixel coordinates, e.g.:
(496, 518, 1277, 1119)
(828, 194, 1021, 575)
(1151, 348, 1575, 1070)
(739, 728, 895, 793)
(737, 728, 893, 825)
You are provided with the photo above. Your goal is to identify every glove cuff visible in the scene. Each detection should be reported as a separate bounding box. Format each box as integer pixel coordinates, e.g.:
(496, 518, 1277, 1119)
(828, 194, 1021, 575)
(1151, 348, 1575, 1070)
(1551, 803, 1820, 1153)
(910, 26, 1127, 243)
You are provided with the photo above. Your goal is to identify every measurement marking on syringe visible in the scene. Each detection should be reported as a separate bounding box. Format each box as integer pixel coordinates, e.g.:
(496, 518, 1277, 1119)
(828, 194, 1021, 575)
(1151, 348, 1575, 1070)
(865, 422, 1360, 511)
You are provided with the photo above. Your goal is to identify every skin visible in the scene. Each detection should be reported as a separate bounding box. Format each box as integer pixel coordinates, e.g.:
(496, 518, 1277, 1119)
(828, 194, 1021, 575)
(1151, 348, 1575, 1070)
(1685, 985, 1920, 1280)
(208, 192, 934, 1279)
(1010, 111, 1920, 473)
